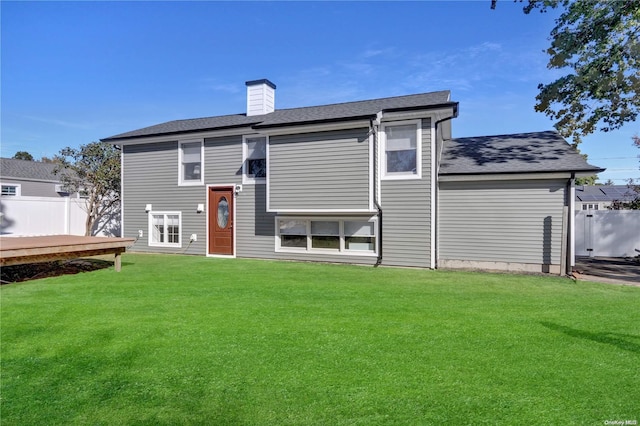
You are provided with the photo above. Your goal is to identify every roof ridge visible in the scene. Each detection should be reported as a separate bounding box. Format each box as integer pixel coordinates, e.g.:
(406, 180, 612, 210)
(453, 130, 557, 140)
(271, 90, 451, 113)
(157, 90, 452, 123)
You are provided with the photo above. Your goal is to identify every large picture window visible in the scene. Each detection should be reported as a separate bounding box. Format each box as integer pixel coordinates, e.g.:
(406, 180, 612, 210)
(179, 140, 203, 185)
(276, 217, 377, 255)
(382, 121, 421, 179)
(149, 212, 181, 247)
(243, 136, 267, 184)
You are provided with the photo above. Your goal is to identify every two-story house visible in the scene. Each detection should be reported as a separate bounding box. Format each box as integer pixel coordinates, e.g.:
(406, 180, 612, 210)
(102, 79, 602, 274)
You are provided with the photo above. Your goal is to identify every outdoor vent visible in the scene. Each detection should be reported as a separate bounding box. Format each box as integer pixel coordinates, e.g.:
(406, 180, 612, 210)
(55, 184, 66, 193)
(246, 79, 276, 116)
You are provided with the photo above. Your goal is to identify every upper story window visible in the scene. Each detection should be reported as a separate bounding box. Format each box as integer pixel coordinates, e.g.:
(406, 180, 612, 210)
(179, 140, 204, 185)
(243, 136, 267, 184)
(382, 120, 421, 179)
(1, 184, 21, 196)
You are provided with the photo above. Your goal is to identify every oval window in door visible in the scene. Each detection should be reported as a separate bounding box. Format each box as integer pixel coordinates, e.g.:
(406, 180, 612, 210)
(217, 197, 229, 228)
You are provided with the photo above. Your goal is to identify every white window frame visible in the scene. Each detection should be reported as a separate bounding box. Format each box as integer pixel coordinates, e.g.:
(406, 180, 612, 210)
(148, 211, 182, 248)
(0, 183, 21, 196)
(275, 216, 378, 256)
(178, 139, 204, 186)
(242, 135, 268, 185)
(380, 119, 422, 180)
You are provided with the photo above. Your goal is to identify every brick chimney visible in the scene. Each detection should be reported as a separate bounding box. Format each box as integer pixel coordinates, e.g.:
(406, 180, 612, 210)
(246, 79, 276, 116)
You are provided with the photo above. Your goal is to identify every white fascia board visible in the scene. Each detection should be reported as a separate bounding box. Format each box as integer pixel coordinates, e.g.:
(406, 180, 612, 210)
(438, 172, 575, 182)
(257, 120, 371, 137)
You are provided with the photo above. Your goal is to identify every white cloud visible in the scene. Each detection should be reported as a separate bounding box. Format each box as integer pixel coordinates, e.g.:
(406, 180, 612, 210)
(360, 47, 396, 59)
(200, 79, 242, 94)
(21, 115, 92, 130)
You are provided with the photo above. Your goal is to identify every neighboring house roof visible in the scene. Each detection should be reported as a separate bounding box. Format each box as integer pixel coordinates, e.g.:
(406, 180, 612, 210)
(102, 91, 455, 141)
(575, 185, 639, 202)
(439, 131, 604, 175)
(0, 158, 61, 182)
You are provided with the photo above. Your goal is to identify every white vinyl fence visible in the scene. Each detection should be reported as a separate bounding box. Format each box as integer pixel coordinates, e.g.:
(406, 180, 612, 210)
(575, 210, 640, 257)
(0, 196, 120, 237)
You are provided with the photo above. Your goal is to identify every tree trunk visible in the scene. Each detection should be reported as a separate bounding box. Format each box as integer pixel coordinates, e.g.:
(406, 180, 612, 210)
(85, 212, 94, 236)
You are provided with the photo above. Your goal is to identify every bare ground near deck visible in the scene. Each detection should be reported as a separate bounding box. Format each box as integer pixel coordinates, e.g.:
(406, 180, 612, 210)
(573, 256, 640, 287)
(1, 256, 114, 283)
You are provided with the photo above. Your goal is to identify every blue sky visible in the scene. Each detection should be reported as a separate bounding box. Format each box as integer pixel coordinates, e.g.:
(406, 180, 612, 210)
(2, 1, 638, 183)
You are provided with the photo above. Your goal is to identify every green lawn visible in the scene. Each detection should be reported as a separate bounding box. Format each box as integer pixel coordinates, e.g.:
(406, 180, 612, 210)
(1, 254, 639, 425)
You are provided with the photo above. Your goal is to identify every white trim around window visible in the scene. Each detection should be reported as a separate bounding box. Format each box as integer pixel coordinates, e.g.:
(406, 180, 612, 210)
(380, 119, 422, 180)
(275, 216, 378, 256)
(242, 135, 267, 185)
(148, 211, 182, 248)
(0, 183, 21, 196)
(178, 139, 204, 186)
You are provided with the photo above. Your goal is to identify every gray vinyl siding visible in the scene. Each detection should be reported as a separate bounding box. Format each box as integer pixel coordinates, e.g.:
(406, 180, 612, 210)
(268, 128, 371, 211)
(204, 135, 278, 259)
(235, 183, 277, 258)
(439, 179, 566, 266)
(203, 135, 242, 183)
(380, 118, 432, 268)
(1, 178, 63, 197)
(122, 141, 208, 255)
(122, 133, 379, 265)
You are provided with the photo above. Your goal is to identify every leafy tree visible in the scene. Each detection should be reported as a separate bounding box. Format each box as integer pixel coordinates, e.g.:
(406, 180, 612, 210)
(54, 142, 120, 236)
(495, 1, 640, 145)
(574, 149, 597, 185)
(628, 133, 640, 208)
(40, 156, 58, 163)
(13, 151, 34, 161)
(609, 134, 640, 209)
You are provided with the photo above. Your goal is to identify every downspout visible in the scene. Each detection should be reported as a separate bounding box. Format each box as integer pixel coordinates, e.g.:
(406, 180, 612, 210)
(371, 112, 383, 267)
(560, 172, 575, 276)
(432, 107, 458, 269)
(115, 144, 124, 238)
(567, 173, 576, 275)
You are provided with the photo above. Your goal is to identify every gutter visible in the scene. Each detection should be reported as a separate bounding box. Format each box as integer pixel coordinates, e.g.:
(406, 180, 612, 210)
(100, 122, 263, 143)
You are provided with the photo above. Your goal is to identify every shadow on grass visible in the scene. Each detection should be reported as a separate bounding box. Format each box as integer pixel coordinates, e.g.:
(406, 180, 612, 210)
(0, 259, 114, 284)
(541, 321, 640, 354)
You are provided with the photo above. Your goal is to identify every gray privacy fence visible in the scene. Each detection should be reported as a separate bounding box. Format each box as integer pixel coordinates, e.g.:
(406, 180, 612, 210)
(0, 196, 120, 237)
(575, 210, 640, 257)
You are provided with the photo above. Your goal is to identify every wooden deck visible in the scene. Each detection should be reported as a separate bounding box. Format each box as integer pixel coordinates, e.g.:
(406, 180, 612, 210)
(0, 235, 136, 272)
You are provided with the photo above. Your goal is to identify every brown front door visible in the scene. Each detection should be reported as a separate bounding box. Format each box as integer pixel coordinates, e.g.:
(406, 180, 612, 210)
(208, 187, 234, 255)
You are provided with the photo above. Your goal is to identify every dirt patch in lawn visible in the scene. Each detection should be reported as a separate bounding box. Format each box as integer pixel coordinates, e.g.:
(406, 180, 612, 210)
(574, 256, 640, 286)
(1, 258, 113, 284)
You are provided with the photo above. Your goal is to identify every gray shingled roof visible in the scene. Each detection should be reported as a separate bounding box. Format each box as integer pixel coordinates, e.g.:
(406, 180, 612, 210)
(102, 90, 453, 141)
(439, 131, 604, 175)
(575, 185, 638, 202)
(0, 158, 61, 182)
